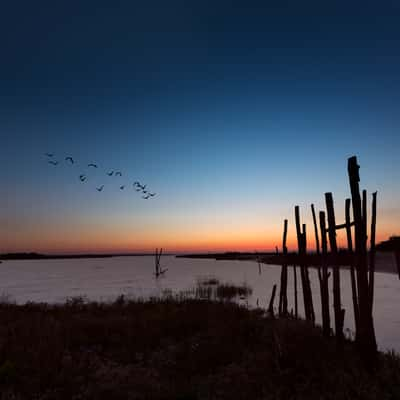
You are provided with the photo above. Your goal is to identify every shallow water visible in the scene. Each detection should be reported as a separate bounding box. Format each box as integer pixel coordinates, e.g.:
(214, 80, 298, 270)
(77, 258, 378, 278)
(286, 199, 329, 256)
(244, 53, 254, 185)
(0, 254, 399, 352)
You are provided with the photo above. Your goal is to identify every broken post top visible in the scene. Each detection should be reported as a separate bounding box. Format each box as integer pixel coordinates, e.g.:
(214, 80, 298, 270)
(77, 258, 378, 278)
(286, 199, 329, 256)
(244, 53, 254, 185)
(283, 219, 288, 251)
(348, 156, 360, 183)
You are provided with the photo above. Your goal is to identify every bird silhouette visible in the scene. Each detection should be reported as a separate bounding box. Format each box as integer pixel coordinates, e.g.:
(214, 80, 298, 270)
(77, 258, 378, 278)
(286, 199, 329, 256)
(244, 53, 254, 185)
(43, 154, 155, 196)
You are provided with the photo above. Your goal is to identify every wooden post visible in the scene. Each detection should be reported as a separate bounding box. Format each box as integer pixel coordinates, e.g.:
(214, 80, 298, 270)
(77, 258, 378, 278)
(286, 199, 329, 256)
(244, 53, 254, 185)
(283, 219, 288, 254)
(311, 204, 320, 255)
(319, 211, 331, 337)
(155, 248, 165, 278)
(303, 223, 315, 323)
(283, 220, 288, 316)
(311, 204, 323, 303)
(368, 192, 377, 314)
(293, 265, 298, 319)
(345, 199, 353, 252)
(295, 206, 307, 319)
(155, 248, 159, 277)
(268, 284, 277, 317)
(346, 198, 359, 336)
(362, 190, 368, 249)
(256, 252, 262, 275)
(348, 156, 377, 362)
(295, 207, 308, 321)
(325, 192, 344, 341)
(294, 206, 314, 323)
(279, 219, 288, 316)
(279, 266, 283, 315)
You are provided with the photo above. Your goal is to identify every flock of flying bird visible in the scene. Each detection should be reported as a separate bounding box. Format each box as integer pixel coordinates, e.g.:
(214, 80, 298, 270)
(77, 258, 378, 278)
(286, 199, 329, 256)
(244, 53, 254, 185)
(45, 153, 156, 199)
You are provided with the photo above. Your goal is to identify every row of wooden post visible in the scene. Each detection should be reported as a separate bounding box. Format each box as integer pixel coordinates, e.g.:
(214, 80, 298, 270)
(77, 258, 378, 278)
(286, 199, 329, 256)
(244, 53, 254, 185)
(277, 156, 377, 362)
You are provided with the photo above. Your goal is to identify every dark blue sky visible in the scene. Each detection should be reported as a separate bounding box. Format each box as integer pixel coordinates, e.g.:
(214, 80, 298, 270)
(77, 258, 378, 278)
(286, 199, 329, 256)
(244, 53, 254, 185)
(2, 1, 400, 252)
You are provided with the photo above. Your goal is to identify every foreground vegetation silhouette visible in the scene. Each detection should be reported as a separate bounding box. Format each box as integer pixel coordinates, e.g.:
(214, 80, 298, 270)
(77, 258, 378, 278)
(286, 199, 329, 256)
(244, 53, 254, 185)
(0, 295, 399, 400)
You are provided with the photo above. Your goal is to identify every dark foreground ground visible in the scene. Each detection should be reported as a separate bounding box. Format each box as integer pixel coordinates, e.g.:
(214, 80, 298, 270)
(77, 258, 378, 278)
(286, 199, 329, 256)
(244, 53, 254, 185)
(0, 298, 399, 400)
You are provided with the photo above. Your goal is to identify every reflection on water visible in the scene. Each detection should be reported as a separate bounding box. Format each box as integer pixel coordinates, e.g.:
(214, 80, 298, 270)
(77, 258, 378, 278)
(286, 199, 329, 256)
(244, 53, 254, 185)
(0, 255, 399, 352)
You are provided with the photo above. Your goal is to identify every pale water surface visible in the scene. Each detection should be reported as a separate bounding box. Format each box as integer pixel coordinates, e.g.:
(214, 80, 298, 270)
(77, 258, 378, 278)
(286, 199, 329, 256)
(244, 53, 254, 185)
(0, 255, 399, 352)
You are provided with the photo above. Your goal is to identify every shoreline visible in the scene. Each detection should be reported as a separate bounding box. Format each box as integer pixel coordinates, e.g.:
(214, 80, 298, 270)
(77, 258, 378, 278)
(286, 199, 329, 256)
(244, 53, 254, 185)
(178, 251, 400, 275)
(2, 251, 398, 275)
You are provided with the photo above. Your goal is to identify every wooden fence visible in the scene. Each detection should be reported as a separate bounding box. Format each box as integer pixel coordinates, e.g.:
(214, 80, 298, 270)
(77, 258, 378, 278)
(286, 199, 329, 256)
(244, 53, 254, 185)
(272, 156, 377, 363)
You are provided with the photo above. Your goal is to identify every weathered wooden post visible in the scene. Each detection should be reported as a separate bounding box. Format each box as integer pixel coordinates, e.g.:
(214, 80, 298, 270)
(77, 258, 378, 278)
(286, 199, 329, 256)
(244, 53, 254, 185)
(319, 211, 331, 337)
(362, 190, 367, 247)
(346, 198, 359, 336)
(155, 248, 160, 276)
(325, 192, 344, 341)
(154, 248, 167, 278)
(311, 204, 320, 255)
(312, 204, 325, 325)
(293, 264, 298, 318)
(295, 206, 307, 319)
(368, 192, 377, 315)
(348, 156, 377, 362)
(302, 223, 315, 323)
(256, 252, 262, 275)
(268, 284, 277, 317)
(279, 219, 288, 316)
(295, 206, 314, 323)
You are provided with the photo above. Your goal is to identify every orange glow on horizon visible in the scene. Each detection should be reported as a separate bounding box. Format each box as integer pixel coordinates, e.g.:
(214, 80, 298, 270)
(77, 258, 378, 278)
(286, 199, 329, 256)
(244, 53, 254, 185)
(2, 226, 393, 255)
(2, 200, 397, 255)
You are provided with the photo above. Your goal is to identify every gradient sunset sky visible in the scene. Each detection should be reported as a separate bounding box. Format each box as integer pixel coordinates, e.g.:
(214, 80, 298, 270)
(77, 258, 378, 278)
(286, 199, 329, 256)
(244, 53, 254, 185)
(1, 1, 400, 253)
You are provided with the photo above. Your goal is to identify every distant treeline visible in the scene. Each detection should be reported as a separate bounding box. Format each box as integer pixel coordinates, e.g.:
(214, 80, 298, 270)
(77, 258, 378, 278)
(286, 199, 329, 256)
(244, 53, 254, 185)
(176, 252, 276, 260)
(178, 237, 399, 261)
(0, 253, 114, 260)
(376, 236, 400, 251)
(0, 252, 176, 260)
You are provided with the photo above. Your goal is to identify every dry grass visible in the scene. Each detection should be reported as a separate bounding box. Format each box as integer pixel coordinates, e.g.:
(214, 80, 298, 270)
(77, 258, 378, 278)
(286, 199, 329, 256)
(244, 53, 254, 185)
(197, 277, 220, 286)
(193, 280, 252, 300)
(0, 296, 399, 399)
(215, 283, 252, 299)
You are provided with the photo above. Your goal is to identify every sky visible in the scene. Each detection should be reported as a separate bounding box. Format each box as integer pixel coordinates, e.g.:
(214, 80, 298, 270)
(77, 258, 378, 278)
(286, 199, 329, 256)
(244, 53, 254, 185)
(1, 0, 400, 253)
